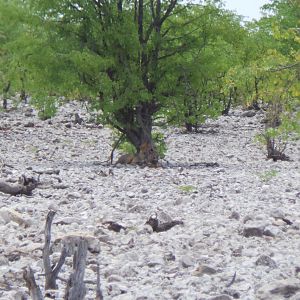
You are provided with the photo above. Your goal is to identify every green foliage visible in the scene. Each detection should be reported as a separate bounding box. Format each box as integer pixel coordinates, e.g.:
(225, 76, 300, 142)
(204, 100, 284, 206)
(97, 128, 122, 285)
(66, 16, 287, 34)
(166, 3, 247, 130)
(258, 169, 279, 182)
(116, 131, 167, 158)
(118, 140, 136, 156)
(152, 132, 167, 159)
(178, 185, 197, 193)
(31, 95, 58, 120)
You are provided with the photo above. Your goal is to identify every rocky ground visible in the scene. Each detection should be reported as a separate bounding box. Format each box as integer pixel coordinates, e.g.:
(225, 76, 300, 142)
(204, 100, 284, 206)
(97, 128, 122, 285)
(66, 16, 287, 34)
(0, 101, 299, 300)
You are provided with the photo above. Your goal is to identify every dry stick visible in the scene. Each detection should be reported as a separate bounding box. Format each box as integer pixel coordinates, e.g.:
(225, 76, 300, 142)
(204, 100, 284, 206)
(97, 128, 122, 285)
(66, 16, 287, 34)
(23, 266, 44, 300)
(226, 271, 237, 288)
(110, 133, 125, 164)
(96, 262, 104, 300)
(64, 239, 88, 300)
(43, 210, 68, 290)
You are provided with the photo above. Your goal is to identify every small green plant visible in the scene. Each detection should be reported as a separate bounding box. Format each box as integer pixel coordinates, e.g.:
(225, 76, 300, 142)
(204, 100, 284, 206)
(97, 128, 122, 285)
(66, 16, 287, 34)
(118, 139, 136, 155)
(178, 185, 197, 193)
(258, 169, 279, 182)
(113, 131, 167, 159)
(31, 95, 58, 120)
(152, 132, 167, 159)
(27, 145, 38, 154)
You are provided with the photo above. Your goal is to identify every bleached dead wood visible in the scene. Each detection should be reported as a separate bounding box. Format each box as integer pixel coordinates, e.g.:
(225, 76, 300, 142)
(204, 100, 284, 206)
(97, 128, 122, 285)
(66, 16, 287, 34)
(64, 239, 88, 300)
(43, 210, 68, 290)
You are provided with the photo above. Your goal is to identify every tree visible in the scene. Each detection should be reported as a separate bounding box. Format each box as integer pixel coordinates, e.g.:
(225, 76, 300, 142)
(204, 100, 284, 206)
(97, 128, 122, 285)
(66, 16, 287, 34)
(5, 0, 209, 165)
(241, 0, 300, 160)
(166, 2, 248, 132)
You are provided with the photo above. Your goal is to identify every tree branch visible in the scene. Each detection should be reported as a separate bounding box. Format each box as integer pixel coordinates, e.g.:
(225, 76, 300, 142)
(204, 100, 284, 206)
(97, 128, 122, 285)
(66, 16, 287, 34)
(159, 0, 177, 26)
(269, 62, 299, 72)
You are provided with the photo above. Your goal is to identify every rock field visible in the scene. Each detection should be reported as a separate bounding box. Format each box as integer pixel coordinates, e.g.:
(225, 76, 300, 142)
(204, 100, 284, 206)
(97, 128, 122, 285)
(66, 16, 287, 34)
(0, 101, 299, 300)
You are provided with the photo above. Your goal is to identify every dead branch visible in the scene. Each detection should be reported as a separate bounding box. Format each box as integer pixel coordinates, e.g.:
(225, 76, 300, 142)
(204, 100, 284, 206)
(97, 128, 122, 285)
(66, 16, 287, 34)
(23, 211, 102, 299)
(64, 239, 88, 300)
(110, 133, 125, 164)
(23, 266, 44, 300)
(0, 176, 38, 196)
(146, 215, 183, 232)
(226, 271, 237, 288)
(43, 210, 68, 290)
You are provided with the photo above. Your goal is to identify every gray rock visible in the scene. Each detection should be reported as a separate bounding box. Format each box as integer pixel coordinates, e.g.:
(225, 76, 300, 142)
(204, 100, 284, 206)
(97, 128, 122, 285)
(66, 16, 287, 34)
(127, 204, 145, 213)
(290, 292, 300, 300)
(255, 255, 277, 268)
(229, 211, 240, 220)
(257, 279, 300, 300)
(147, 256, 164, 267)
(223, 288, 241, 299)
(67, 192, 82, 199)
(193, 265, 217, 276)
(157, 209, 173, 223)
(126, 191, 135, 198)
(54, 217, 82, 225)
(241, 110, 256, 117)
(120, 263, 138, 277)
(263, 225, 281, 237)
(107, 282, 128, 297)
(0, 208, 32, 227)
(107, 275, 123, 282)
(180, 255, 195, 268)
(243, 222, 266, 237)
(2, 290, 28, 300)
(243, 215, 253, 224)
(0, 256, 9, 266)
(209, 295, 233, 300)
(270, 209, 285, 219)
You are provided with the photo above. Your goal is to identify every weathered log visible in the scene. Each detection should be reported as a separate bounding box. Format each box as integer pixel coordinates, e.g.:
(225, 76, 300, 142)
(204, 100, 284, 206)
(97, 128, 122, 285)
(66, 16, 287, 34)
(0, 176, 38, 196)
(23, 266, 44, 300)
(64, 239, 88, 300)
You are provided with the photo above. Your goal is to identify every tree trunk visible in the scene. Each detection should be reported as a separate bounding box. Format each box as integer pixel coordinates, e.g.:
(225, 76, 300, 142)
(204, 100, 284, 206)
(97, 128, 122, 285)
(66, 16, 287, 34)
(115, 102, 159, 166)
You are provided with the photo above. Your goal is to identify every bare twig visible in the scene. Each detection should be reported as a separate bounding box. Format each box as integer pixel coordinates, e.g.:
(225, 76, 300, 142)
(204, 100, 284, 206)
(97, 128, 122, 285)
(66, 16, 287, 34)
(226, 271, 237, 288)
(110, 133, 125, 164)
